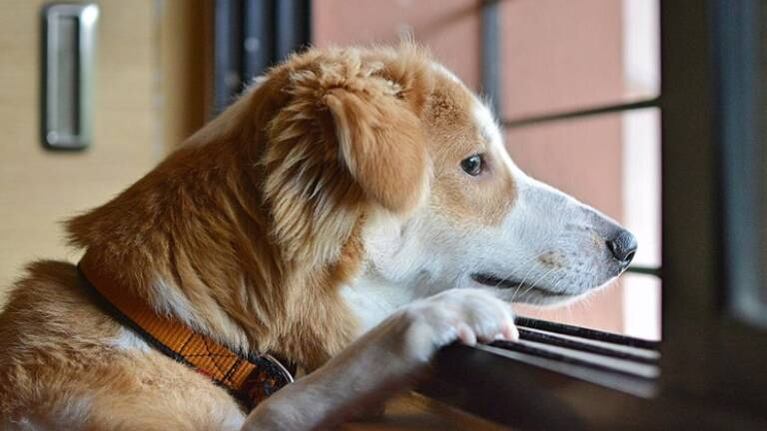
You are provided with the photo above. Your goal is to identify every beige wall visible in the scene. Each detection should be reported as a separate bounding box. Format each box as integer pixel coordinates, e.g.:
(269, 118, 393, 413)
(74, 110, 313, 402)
(0, 0, 212, 300)
(0, 1, 173, 300)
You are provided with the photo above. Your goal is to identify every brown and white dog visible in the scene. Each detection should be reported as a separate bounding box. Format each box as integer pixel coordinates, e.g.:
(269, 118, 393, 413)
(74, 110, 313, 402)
(0, 45, 636, 430)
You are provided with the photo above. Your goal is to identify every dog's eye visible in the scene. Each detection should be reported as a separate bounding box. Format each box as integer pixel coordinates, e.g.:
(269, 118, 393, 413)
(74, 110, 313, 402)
(460, 154, 484, 176)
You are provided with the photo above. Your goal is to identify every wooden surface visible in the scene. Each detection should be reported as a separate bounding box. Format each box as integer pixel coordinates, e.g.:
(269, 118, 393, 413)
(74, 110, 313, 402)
(342, 393, 509, 431)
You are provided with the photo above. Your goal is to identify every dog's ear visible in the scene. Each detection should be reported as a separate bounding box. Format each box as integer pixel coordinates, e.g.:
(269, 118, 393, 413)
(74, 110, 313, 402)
(323, 84, 427, 214)
(267, 49, 433, 215)
(263, 48, 432, 262)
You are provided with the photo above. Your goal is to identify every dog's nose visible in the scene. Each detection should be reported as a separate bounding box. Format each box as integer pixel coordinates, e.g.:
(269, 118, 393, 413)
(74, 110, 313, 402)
(606, 230, 637, 266)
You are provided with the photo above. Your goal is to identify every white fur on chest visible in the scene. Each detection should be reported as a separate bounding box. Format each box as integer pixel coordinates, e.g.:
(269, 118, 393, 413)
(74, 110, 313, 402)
(110, 327, 151, 352)
(341, 211, 432, 334)
(341, 278, 417, 334)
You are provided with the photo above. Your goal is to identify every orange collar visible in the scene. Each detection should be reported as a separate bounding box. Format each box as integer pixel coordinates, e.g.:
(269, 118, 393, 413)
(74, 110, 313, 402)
(77, 251, 293, 410)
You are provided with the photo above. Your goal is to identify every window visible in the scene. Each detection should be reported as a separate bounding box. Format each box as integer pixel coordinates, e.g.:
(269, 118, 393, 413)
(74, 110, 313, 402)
(494, 0, 661, 340)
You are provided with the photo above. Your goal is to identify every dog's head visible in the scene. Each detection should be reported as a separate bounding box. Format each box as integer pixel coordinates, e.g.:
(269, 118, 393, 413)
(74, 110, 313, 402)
(255, 45, 635, 307)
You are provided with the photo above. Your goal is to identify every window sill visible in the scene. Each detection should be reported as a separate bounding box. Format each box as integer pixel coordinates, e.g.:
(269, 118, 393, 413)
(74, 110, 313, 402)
(416, 317, 661, 430)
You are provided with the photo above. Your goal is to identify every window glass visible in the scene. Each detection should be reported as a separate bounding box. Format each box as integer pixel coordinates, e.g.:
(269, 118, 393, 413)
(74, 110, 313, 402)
(623, 273, 661, 340)
(499, 0, 659, 120)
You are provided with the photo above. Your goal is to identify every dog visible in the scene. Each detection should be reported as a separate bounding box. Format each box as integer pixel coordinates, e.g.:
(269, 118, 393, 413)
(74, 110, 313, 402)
(0, 44, 636, 430)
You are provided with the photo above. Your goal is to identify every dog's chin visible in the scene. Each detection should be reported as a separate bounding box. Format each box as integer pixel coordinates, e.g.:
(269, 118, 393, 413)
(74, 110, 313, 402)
(470, 273, 588, 306)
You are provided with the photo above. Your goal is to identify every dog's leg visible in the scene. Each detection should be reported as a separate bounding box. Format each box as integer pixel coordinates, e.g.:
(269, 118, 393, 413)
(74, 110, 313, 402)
(241, 288, 518, 430)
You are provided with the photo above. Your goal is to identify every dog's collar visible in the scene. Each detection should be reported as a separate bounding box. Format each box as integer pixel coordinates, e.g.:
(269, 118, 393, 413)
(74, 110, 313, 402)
(77, 251, 294, 410)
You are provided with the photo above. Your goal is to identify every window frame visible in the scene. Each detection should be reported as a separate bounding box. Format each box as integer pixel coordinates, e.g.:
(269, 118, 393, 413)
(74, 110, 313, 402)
(666, 0, 767, 415)
(213, 0, 311, 114)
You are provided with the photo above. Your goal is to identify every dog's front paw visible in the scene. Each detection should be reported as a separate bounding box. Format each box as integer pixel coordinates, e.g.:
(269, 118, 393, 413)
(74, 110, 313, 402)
(393, 288, 519, 363)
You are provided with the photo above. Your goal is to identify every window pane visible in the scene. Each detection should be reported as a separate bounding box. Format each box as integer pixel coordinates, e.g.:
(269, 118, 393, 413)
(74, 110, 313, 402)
(623, 273, 661, 341)
(622, 109, 661, 268)
(506, 109, 661, 335)
(500, 0, 659, 120)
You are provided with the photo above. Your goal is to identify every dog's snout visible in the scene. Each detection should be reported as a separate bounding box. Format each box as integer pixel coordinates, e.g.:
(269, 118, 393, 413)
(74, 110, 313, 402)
(606, 229, 637, 267)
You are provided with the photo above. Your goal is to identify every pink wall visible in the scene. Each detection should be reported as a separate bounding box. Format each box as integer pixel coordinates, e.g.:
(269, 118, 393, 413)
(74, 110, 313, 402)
(312, 0, 482, 90)
(500, 0, 625, 119)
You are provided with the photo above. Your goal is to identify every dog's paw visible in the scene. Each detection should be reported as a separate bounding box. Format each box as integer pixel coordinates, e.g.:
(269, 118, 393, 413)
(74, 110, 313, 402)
(392, 288, 518, 363)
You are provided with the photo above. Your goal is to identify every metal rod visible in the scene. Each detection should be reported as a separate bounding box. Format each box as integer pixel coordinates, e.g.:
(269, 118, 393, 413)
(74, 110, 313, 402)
(515, 328, 659, 365)
(488, 339, 658, 381)
(626, 266, 662, 277)
(481, 0, 502, 116)
(502, 98, 660, 129)
(515, 316, 660, 350)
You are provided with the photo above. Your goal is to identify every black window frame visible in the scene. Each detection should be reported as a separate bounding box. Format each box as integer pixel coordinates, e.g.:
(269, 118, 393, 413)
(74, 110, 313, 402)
(213, 0, 311, 115)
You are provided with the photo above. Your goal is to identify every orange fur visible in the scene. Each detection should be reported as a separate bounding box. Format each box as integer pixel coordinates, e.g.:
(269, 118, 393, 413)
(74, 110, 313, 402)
(62, 45, 438, 368)
(426, 73, 516, 226)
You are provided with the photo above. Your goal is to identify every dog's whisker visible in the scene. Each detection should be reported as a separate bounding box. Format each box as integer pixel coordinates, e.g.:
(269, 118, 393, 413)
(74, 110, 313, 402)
(518, 266, 557, 300)
(509, 267, 535, 301)
(509, 252, 547, 302)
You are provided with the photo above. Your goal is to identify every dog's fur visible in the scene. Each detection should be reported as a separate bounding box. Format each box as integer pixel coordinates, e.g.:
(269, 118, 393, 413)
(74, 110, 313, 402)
(0, 45, 633, 430)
